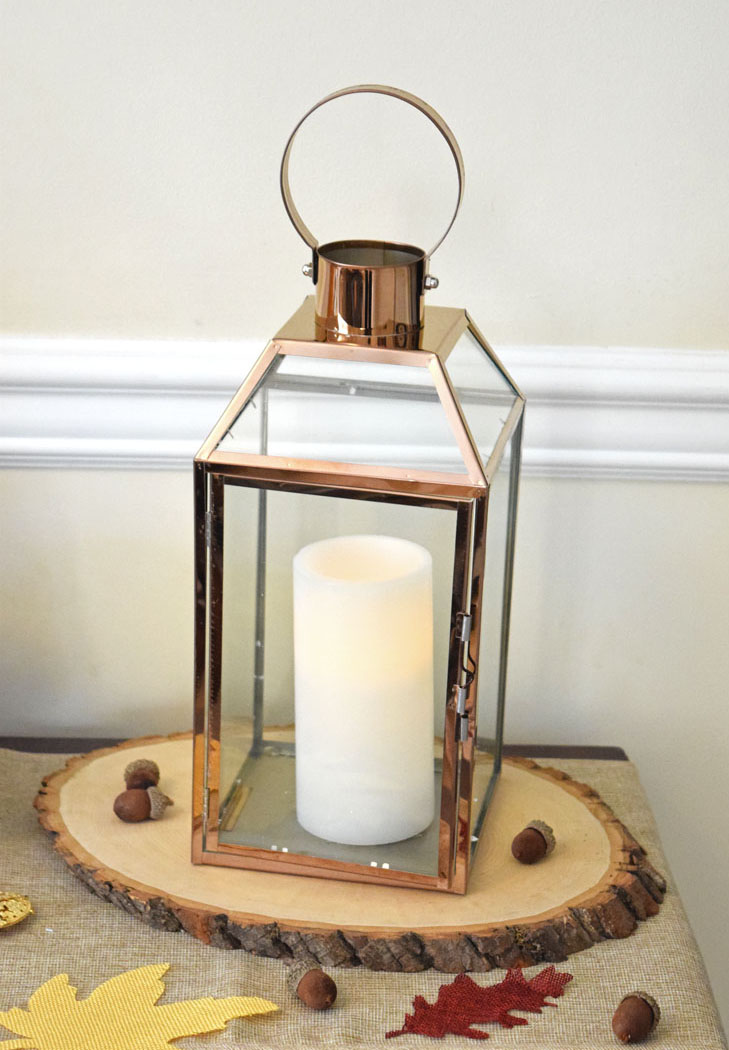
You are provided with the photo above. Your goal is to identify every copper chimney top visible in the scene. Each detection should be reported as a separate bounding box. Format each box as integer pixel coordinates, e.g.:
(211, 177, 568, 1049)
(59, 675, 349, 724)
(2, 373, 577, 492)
(280, 85, 464, 349)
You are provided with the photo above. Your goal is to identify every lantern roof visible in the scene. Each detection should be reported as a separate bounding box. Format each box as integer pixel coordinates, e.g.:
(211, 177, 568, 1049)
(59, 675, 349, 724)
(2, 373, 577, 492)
(197, 298, 524, 501)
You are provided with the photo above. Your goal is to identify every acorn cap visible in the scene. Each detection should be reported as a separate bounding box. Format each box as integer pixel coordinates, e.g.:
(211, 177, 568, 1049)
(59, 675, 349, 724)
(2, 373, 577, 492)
(526, 820, 556, 856)
(147, 786, 174, 819)
(124, 758, 160, 788)
(620, 991, 660, 1030)
(286, 961, 314, 997)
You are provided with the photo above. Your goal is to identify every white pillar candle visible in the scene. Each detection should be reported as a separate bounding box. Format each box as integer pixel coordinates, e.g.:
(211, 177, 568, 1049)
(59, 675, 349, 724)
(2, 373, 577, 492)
(293, 534, 434, 846)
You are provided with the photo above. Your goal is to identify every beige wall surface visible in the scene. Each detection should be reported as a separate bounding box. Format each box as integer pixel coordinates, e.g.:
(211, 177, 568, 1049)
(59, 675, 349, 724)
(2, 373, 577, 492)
(2, 0, 728, 347)
(2, 0, 728, 1035)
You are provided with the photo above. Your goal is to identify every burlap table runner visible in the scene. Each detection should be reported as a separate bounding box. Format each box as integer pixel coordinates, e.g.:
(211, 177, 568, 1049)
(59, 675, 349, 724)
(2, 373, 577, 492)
(1, 748, 725, 1049)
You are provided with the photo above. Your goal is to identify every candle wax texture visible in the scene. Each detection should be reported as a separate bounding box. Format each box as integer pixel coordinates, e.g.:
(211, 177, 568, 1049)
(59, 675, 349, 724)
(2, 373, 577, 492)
(293, 534, 435, 845)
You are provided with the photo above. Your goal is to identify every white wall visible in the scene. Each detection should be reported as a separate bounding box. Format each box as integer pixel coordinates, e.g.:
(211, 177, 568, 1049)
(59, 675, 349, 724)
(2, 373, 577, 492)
(2, 0, 728, 347)
(2, 0, 728, 1031)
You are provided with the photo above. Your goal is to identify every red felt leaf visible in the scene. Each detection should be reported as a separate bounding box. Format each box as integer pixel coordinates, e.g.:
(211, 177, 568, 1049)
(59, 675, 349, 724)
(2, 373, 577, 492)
(386, 965, 573, 1040)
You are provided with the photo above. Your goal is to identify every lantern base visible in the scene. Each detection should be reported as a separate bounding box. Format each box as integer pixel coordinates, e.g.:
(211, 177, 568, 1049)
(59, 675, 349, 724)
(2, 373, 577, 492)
(35, 733, 666, 972)
(218, 741, 445, 871)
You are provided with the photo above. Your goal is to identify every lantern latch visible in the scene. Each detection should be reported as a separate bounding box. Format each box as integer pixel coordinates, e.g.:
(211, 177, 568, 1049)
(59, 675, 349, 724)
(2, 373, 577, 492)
(453, 610, 477, 744)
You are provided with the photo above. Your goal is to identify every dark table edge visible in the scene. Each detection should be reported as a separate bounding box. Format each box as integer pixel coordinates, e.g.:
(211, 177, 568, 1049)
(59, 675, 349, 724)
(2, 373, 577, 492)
(0, 737, 629, 761)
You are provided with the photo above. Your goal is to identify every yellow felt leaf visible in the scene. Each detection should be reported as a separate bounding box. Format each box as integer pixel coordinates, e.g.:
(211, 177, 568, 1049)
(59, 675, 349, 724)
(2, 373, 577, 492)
(0, 963, 278, 1050)
(0, 894, 33, 929)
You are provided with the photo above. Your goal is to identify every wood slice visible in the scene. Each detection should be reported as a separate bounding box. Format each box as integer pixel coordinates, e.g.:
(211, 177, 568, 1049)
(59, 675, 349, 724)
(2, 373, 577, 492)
(34, 734, 665, 973)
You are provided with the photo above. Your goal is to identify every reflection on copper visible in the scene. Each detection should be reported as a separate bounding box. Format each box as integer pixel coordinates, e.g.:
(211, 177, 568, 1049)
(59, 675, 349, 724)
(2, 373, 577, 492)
(313, 239, 425, 348)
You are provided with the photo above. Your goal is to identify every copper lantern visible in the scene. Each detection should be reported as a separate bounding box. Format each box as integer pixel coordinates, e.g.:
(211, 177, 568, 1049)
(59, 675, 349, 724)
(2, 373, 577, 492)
(192, 86, 524, 893)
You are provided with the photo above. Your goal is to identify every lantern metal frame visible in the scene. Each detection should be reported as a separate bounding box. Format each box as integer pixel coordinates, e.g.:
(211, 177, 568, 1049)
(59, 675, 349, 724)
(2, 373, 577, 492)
(192, 298, 524, 894)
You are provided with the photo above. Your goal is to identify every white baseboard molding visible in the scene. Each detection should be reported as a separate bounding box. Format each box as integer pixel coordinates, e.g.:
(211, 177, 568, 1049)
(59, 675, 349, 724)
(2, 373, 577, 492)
(2, 338, 728, 481)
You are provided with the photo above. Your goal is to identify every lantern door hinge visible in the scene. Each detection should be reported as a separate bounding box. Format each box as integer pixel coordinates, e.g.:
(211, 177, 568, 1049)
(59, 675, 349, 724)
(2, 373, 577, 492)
(457, 611, 472, 642)
(204, 510, 212, 548)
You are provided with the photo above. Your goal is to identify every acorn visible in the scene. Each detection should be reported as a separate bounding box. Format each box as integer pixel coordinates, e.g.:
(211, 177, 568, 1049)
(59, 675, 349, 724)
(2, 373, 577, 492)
(113, 786, 173, 823)
(124, 758, 160, 790)
(511, 820, 556, 864)
(286, 962, 337, 1010)
(612, 992, 660, 1043)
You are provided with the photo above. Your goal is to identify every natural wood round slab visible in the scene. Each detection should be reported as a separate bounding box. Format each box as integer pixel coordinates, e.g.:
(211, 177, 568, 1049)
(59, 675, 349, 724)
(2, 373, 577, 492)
(35, 734, 665, 973)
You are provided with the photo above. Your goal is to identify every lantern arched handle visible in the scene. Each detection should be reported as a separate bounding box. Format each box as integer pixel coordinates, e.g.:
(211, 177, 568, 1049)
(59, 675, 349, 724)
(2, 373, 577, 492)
(280, 84, 465, 260)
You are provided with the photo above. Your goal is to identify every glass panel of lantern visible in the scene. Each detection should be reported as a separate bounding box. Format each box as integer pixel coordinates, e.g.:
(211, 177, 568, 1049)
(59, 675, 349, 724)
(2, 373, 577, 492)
(444, 325, 524, 851)
(192, 302, 524, 892)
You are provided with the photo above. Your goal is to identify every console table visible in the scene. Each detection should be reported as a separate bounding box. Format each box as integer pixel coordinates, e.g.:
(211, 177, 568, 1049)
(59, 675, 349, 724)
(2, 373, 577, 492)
(1, 739, 725, 1049)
